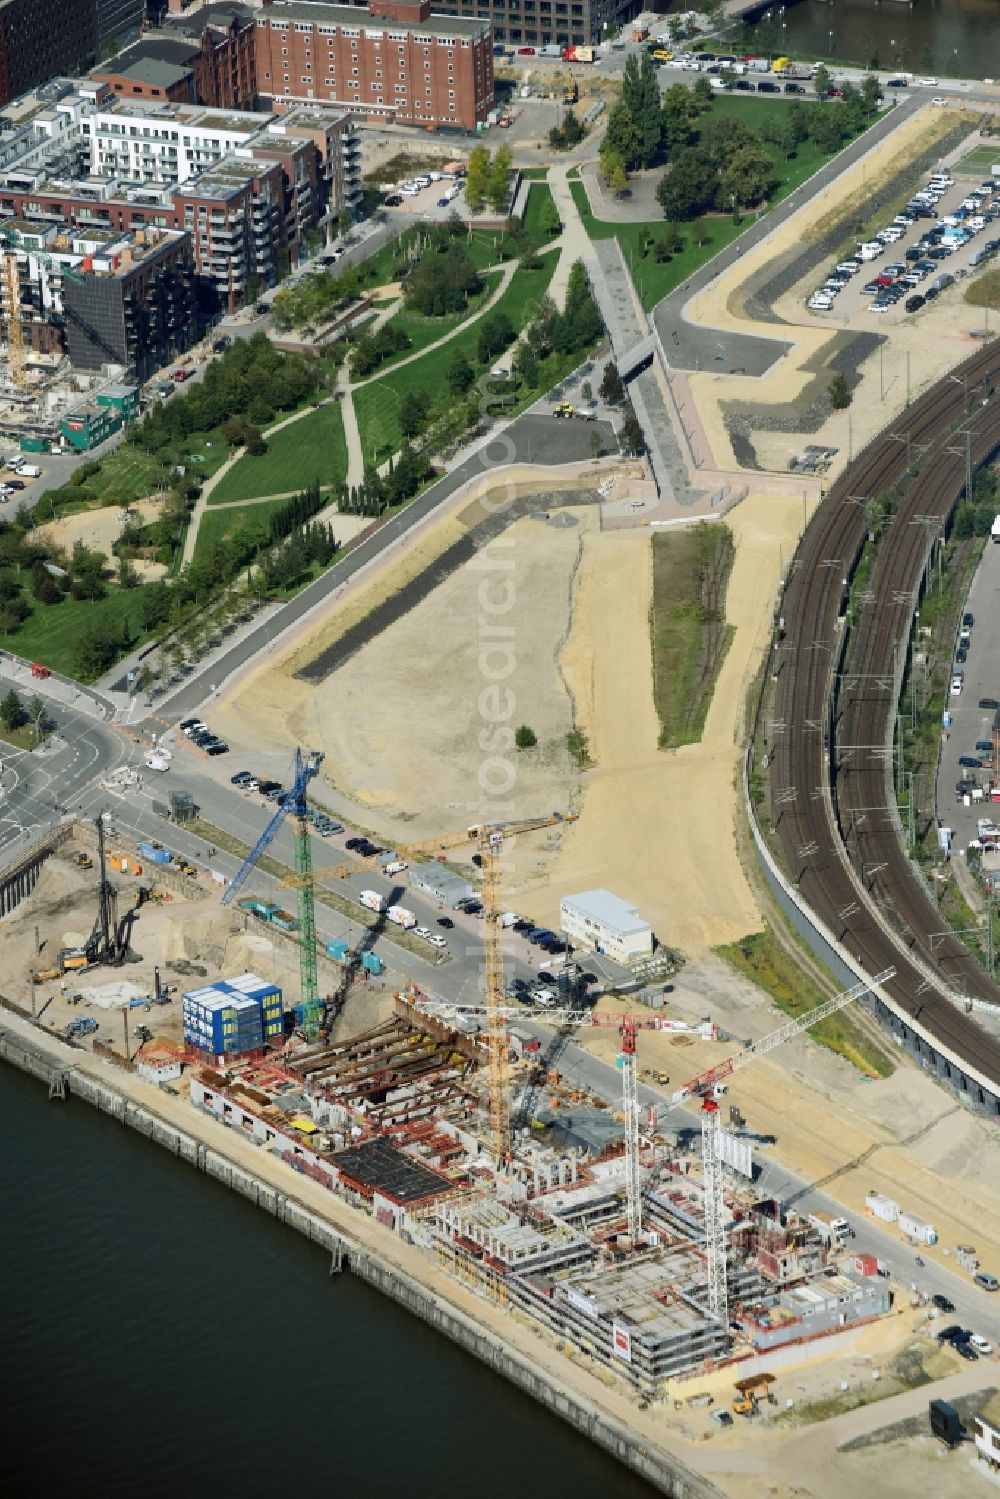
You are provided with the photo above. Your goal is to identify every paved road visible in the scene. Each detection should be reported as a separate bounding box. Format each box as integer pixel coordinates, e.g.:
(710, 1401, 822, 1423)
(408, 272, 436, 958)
(146, 409, 614, 726)
(0, 671, 118, 858)
(651, 94, 930, 373)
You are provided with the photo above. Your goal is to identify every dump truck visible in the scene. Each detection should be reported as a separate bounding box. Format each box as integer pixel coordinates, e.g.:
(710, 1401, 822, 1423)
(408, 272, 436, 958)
(66, 1016, 98, 1038)
(32, 966, 61, 983)
(563, 76, 579, 104)
(59, 948, 90, 972)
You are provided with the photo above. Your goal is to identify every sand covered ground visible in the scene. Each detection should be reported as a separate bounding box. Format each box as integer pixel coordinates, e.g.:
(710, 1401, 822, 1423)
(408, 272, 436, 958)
(514, 491, 805, 951)
(31, 499, 166, 581)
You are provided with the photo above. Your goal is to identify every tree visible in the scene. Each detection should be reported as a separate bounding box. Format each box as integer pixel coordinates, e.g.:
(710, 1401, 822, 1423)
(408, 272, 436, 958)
(655, 148, 719, 221)
(829, 372, 851, 409)
(720, 144, 776, 208)
(27, 694, 48, 743)
(602, 99, 641, 170)
(447, 351, 475, 395)
(654, 223, 684, 261)
(620, 408, 645, 457)
(0, 688, 25, 731)
(514, 724, 537, 749)
(860, 73, 883, 113)
(608, 157, 629, 198)
(813, 64, 831, 100)
(539, 195, 561, 237)
(691, 76, 713, 112)
(661, 84, 696, 151)
(399, 389, 431, 438)
(599, 147, 628, 197)
(465, 144, 490, 214)
(486, 143, 513, 213)
(631, 54, 663, 166)
(514, 342, 539, 389)
(599, 361, 625, 406)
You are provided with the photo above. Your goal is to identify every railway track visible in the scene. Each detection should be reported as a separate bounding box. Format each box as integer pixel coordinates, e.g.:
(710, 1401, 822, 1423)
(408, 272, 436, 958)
(768, 338, 1000, 1102)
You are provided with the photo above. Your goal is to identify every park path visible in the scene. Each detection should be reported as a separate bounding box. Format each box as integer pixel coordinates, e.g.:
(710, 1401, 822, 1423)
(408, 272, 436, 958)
(183, 255, 539, 561)
(546, 159, 602, 312)
(180, 399, 337, 568)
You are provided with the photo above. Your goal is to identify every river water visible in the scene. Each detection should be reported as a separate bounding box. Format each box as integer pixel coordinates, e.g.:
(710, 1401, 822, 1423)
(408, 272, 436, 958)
(0, 1065, 657, 1498)
(739, 0, 1000, 78)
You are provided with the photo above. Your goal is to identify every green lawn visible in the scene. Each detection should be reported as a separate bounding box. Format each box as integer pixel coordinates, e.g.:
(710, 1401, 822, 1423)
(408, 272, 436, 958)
(86, 446, 165, 507)
(0, 588, 143, 681)
(572, 96, 882, 309)
(956, 146, 999, 175)
(522, 182, 561, 247)
(354, 250, 559, 462)
(208, 402, 348, 505)
(192, 498, 289, 566)
(365, 271, 502, 374)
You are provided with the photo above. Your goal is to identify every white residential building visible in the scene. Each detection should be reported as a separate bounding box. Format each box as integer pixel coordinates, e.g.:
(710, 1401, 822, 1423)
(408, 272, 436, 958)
(84, 103, 266, 187)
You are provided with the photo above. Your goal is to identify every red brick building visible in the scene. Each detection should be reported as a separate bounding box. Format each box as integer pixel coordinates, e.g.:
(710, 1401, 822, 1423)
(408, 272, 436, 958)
(92, 7, 259, 111)
(254, 0, 494, 131)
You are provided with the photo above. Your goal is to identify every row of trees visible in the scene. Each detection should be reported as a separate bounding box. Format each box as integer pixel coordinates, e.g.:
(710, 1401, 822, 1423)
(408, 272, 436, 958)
(465, 144, 513, 215)
(337, 444, 430, 518)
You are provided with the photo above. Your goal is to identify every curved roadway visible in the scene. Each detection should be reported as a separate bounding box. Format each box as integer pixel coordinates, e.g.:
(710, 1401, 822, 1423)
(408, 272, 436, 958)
(770, 338, 1000, 1099)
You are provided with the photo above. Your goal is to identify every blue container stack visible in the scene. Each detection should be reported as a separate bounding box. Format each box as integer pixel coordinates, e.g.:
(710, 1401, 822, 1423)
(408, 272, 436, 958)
(182, 972, 284, 1056)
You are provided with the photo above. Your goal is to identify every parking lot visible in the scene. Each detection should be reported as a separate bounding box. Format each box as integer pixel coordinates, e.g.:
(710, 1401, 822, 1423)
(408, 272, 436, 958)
(804, 163, 1000, 325)
(936, 540, 1000, 850)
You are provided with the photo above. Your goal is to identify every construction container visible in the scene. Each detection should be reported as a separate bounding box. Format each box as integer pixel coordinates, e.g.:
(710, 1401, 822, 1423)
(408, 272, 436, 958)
(238, 897, 279, 921)
(60, 402, 123, 452)
(865, 1192, 899, 1222)
(182, 973, 283, 1055)
(326, 939, 351, 961)
(95, 383, 140, 420)
(387, 904, 417, 929)
(138, 841, 171, 865)
(19, 435, 48, 453)
(269, 909, 298, 932)
(362, 951, 384, 975)
(898, 1210, 938, 1245)
(852, 1253, 879, 1277)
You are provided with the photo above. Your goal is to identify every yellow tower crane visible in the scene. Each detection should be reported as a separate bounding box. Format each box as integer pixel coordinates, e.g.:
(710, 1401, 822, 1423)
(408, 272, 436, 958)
(278, 814, 577, 1165)
(3, 249, 25, 387)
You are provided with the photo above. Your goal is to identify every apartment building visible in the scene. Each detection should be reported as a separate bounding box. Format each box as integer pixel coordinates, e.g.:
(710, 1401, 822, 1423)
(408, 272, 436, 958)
(0, 0, 144, 108)
(174, 156, 283, 312)
(60, 224, 197, 379)
(85, 101, 266, 186)
(254, 0, 494, 131)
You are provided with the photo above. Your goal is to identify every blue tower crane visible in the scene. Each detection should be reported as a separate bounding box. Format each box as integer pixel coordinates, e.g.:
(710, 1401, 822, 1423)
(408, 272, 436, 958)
(222, 747, 325, 1033)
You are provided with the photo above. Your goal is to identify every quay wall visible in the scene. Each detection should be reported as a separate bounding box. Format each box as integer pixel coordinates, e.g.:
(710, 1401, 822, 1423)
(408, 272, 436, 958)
(0, 1019, 719, 1499)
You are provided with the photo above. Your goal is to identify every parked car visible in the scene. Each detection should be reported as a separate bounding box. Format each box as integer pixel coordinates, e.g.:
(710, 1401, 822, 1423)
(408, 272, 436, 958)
(932, 1294, 956, 1313)
(959, 755, 984, 768)
(979, 697, 999, 710)
(437, 917, 455, 929)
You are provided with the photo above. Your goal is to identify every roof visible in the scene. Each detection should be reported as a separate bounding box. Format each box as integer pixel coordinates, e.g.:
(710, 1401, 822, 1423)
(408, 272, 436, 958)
(561, 888, 651, 936)
(96, 37, 201, 72)
(409, 861, 475, 902)
(162, 2, 257, 38)
(260, 2, 489, 40)
(978, 1392, 1000, 1430)
(114, 58, 193, 88)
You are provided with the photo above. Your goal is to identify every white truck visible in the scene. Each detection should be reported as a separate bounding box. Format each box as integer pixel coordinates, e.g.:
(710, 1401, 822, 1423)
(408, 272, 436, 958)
(382, 860, 408, 876)
(387, 904, 417, 929)
(16, 463, 41, 478)
(991, 513, 1000, 544)
(144, 754, 170, 773)
(360, 889, 386, 913)
(808, 1211, 852, 1248)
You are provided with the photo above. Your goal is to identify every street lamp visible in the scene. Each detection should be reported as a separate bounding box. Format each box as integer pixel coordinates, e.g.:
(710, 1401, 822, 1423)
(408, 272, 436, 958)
(828, 29, 833, 55)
